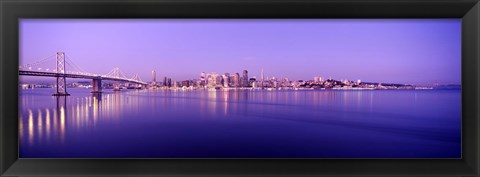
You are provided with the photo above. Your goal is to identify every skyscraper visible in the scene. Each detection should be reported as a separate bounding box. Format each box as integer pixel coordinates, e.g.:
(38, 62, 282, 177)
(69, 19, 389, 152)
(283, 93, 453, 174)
(240, 76, 244, 87)
(261, 68, 264, 89)
(261, 68, 264, 81)
(222, 73, 230, 88)
(242, 70, 249, 87)
(152, 70, 156, 85)
(233, 73, 240, 87)
(207, 73, 217, 88)
(215, 75, 223, 87)
(200, 72, 206, 87)
(249, 78, 256, 87)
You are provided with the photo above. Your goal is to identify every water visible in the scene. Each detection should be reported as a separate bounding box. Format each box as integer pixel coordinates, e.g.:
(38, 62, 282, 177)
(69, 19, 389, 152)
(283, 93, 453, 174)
(19, 88, 461, 158)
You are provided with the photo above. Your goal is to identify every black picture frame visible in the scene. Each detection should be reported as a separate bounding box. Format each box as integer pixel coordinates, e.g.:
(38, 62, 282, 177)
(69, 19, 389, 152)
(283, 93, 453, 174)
(1, 0, 479, 176)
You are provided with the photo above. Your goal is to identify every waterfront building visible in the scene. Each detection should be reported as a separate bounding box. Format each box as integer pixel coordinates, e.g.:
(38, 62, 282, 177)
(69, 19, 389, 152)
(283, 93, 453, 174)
(215, 75, 223, 87)
(233, 73, 240, 87)
(200, 72, 206, 87)
(242, 70, 248, 87)
(152, 70, 157, 85)
(240, 76, 244, 87)
(249, 78, 256, 87)
(206, 73, 210, 87)
(261, 68, 264, 89)
(196, 80, 202, 88)
(222, 74, 230, 88)
(207, 73, 217, 88)
(181, 80, 189, 87)
(229, 75, 234, 86)
(261, 68, 264, 81)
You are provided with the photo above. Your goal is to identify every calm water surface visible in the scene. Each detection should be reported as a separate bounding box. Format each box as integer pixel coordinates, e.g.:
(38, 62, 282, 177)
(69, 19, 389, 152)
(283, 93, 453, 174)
(19, 88, 461, 158)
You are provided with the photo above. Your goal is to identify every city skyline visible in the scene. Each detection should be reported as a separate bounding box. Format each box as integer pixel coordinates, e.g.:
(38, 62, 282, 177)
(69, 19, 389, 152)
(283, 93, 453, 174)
(20, 19, 461, 85)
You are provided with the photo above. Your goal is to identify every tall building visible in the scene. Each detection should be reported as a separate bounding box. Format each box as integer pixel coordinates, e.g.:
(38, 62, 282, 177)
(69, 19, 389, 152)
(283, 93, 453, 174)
(215, 75, 223, 87)
(172, 80, 177, 87)
(167, 78, 172, 87)
(314, 76, 324, 83)
(207, 73, 217, 88)
(229, 75, 234, 86)
(249, 78, 256, 87)
(242, 70, 249, 87)
(222, 73, 230, 88)
(261, 68, 264, 89)
(163, 77, 167, 86)
(152, 70, 156, 82)
(261, 68, 264, 81)
(240, 76, 244, 87)
(233, 73, 240, 87)
(152, 70, 156, 85)
(200, 72, 206, 87)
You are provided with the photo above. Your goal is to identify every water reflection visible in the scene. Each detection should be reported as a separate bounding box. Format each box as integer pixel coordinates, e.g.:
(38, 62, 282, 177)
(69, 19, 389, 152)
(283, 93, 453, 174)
(20, 90, 147, 146)
(19, 90, 401, 145)
(60, 105, 65, 143)
(19, 89, 461, 158)
(28, 110, 33, 145)
(45, 108, 50, 141)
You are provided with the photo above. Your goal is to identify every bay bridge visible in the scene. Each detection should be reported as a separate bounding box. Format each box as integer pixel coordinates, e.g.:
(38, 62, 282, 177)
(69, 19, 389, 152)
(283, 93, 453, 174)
(19, 52, 148, 96)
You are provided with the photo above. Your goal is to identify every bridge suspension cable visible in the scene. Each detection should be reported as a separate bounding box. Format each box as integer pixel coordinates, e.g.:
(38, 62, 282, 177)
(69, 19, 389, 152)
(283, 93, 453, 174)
(103, 67, 134, 80)
(118, 69, 129, 79)
(20, 53, 148, 85)
(65, 55, 90, 75)
(19, 54, 56, 69)
(131, 74, 143, 82)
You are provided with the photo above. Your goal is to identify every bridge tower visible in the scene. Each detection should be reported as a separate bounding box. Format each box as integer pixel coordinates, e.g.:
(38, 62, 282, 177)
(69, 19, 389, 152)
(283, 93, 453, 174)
(52, 52, 70, 96)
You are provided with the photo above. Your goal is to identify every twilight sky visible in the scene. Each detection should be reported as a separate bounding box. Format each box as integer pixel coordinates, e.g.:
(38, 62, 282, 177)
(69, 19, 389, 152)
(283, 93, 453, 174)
(20, 19, 461, 85)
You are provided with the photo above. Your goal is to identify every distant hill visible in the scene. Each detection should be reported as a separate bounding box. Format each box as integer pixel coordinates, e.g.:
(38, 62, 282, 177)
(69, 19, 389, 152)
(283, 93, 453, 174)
(433, 84, 461, 90)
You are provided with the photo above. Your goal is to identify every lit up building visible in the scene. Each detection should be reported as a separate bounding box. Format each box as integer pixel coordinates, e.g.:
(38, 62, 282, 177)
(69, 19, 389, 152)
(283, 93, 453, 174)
(242, 70, 249, 87)
(181, 80, 189, 87)
(222, 73, 230, 88)
(233, 73, 240, 87)
(207, 73, 217, 88)
(249, 78, 256, 87)
(200, 72, 206, 87)
(215, 75, 223, 87)
(152, 70, 156, 85)
(261, 68, 264, 89)
(167, 78, 172, 87)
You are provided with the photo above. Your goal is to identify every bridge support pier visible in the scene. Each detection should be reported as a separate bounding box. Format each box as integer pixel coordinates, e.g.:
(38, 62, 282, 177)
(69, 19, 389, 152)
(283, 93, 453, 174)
(91, 78, 103, 93)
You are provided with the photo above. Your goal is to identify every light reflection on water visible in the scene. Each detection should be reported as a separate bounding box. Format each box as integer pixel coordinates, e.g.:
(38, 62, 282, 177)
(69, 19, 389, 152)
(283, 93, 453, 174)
(19, 88, 461, 158)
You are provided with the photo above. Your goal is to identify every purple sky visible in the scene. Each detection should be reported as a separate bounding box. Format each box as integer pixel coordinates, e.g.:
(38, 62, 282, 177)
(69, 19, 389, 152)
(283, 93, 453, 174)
(20, 19, 461, 85)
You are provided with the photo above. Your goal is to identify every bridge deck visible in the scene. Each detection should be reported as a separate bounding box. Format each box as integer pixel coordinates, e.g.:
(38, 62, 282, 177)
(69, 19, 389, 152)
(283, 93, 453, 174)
(19, 70, 147, 85)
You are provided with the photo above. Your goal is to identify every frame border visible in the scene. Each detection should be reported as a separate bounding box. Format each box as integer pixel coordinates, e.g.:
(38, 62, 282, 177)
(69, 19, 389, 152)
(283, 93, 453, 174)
(1, 0, 479, 176)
